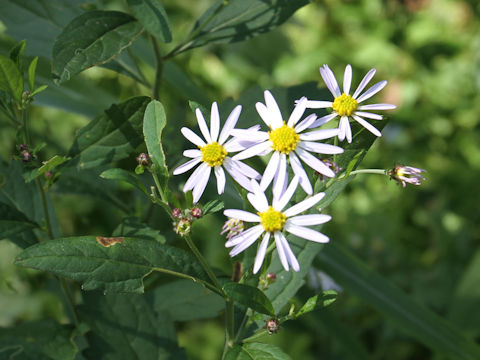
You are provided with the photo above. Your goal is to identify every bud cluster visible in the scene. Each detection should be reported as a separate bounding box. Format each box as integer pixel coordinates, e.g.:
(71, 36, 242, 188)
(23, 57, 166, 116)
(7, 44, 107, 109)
(172, 206, 203, 236)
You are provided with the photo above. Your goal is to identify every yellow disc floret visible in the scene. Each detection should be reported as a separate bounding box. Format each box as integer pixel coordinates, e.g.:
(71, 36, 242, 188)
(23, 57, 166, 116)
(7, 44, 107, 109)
(269, 123, 300, 154)
(258, 206, 287, 233)
(332, 93, 358, 116)
(200, 142, 228, 167)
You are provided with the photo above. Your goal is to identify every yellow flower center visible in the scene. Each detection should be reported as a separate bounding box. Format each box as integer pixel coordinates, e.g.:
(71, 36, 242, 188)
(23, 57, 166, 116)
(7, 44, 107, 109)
(269, 123, 299, 154)
(258, 206, 286, 233)
(200, 142, 228, 167)
(332, 93, 358, 116)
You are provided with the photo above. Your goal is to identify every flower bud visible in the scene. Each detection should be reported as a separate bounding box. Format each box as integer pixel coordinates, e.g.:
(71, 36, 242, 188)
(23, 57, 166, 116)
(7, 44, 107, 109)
(19, 144, 28, 151)
(21, 150, 32, 163)
(221, 218, 244, 240)
(191, 206, 203, 219)
(136, 153, 151, 166)
(266, 273, 276, 284)
(265, 318, 279, 335)
(172, 208, 182, 219)
(44, 171, 53, 179)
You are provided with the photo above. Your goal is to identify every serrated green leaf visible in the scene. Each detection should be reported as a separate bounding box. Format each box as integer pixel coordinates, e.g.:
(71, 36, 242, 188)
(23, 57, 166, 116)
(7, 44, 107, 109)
(15, 236, 210, 294)
(295, 290, 338, 318)
(202, 199, 224, 215)
(185, 0, 308, 52)
(0, 54, 23, 104)
(80, 291, 186, 360)
(0, 201, 37, 239)
(52, 11, 143, 82)
(225, 343, 291, 360)
(0, 319, 77, 360)
(9, 39, 26, 70)
(66, 96, 150, 170)
(112, 217, 166, 244)
(23, 155, 69, 183)
(149, 279, 224, 321)
(143, 100, 169, 187)
(223, 282, 274, 316)
(127, 0, 172, 42)
(28, 56, 38, 91)
(100, 168, 149, 197)
(316, 242, 480, 360)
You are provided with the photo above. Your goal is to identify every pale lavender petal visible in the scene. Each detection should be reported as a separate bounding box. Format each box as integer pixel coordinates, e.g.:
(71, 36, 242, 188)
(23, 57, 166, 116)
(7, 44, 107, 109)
(226, 225, 263, 248)
(230, 129, 269, 141)
(300, 128, 339, 141)
(345, 120, 352, 143)
(338, 116, 348, 141)
(229, 226, 264, 256)
(219, 105, 242, 145)
(343, 64, 352, 95)
(253, 233, 270, 274)
(224, 209, 260, 222)
(285, 223, 330, 243)
(354, 111, 383, 120)
(195, 108, 211, 143)
(210, 102, 220, 142)
(289, 152, 312, 195)
(274, 232, 289, 271)
(264, 90, 284, 129)
(214, 166, 226, 194)
(192, 166, 212, 203)
(181, 127, 206, 147)
(305, 100, 332, 109)
(352, 68, 376, 99)
(260, 151, 280, 190)
(183, 149, 202, 158)
(173, 157, 202, 175)
(287, 96, 307, 127)
(352, 115, 382, 137)
(279, 233, 300, 272)
(298, 141, 344, 155)
(288, 214, 331, 226)
(255, 102, 274, 128)
(225, 157, 261, 179)
(284, 192, 326, 217)
(183, 162, 209, 191)
(308, 113, 338, 129)
(358, 103, 396, 111)
(295, 148, 335, 178)
(356, 80, 387, 103)
(232, 141, 272, 161)
(274, 175, 299, 210)
(295, 114, 317, 133)
(320, 65, 341, 97)
(229, 170, 255, 192)
(272, 153, 287, 201)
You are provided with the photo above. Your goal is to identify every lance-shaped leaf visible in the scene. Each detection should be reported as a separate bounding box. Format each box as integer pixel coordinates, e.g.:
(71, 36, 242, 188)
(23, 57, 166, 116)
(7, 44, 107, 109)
(23, 155, 69, 183)
(183, 0, 309, 52)
(316, 242, 480, 360)
(0, 201, 37, 239)
(66, 96, 150, 170)
(223, 282, 274, 316)
(0, 320, 77, 360)
(225, 343, 291, 360)
(100, 168, 149, 197)
(79, 291, 186, 359)
(127, 0, 172, 42)
(294, 290, 338, 318)
(0, 54, 23, 103)
(143, 100, 169, 186)
(52, 10, 143, 82)
(15, 236, 210, 294)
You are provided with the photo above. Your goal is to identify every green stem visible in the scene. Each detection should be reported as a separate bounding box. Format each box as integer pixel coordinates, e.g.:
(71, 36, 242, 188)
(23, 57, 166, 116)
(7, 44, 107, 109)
(222, 299, 235, 358)
(22, 108, 31, 145)
(36, 178, 54, 240)
(347, 169, 387, 176)
(151, 170, 167, 203)
(151, 36, 163, 100)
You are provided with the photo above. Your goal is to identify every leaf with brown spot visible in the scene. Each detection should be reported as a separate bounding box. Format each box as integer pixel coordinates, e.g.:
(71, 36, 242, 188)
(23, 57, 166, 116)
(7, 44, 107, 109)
(96, 236, 124, 247)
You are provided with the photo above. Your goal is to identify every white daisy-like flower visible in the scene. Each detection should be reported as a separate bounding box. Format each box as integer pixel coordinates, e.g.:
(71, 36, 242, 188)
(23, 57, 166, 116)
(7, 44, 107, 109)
(305, 64, 396, 143)
(231, 91, 343, 195)
(173, 103, 261, 203)
(224, 177, 331, 274)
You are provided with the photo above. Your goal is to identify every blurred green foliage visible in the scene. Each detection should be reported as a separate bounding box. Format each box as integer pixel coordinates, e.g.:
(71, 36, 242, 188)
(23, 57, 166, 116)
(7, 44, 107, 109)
(1, 0, 479, 359)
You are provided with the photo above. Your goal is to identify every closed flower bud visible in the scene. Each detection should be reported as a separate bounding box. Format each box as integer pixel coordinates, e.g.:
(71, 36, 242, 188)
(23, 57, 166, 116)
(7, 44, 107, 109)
(191, 206, 202, 219)
(136, 153, 151, 166)
(172, 208, 182, 219)
(265, 318, 279, 335)
(21, 150, 32, 163)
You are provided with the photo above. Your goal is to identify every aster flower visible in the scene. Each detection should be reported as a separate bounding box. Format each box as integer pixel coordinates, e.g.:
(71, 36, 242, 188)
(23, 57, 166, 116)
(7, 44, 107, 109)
(224, 177, 331, 274)
(173, 103, 261, 203)
(305, 64, 396, 143)
(232, 91, 343, 195)
(388, 165, 426, 187)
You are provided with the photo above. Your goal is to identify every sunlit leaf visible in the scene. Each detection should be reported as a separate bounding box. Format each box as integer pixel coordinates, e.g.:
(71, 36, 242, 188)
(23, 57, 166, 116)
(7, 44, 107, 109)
(0, 54, 23, 104)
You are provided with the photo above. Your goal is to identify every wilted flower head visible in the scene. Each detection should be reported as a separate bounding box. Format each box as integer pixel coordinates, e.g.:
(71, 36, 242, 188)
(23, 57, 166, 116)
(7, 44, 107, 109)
(388, 166, 426, 187)
(174, 217, 191, 237)
(221, 218, 245, 240)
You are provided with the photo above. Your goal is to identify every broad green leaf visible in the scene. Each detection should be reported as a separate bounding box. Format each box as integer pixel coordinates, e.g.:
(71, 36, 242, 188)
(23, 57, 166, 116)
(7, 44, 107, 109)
(294, 290, 337, 318)
(66, 96, 150, 170)
(52, 11, 143, 83)
(0, 54, 23, 104)
(223, 282, 274, 316)
(112, 217, 166, 244)
(23, 155, 69, 183)
(316, 242, 480, 360)
(79, 291, 186, 360)
(149, 279, 224, 321)
(184, 0, 309, 52)
(9, 39, 26, 70)
(143, 100, 169, 186)
(127, 0, 172, 42)
(0, 201, 37, 239)
(15, 236, 210, 293)
(0, 319, 77, 360)
(202, 199, 224, 216)
(100, 168, 149, 197)
(28, 56, 38, 91)
(225, 343, 291, 360)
